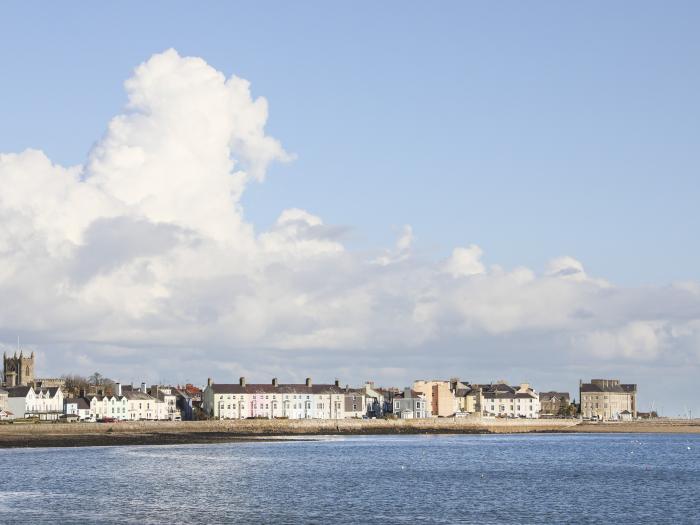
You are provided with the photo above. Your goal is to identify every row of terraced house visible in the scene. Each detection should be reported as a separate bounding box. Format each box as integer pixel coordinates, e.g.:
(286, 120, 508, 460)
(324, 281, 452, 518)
(201, 376, 637, 421)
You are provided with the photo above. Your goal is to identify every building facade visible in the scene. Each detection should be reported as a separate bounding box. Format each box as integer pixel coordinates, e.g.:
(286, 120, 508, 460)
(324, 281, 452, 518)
(6, 386, 64, 420)
(64, 397, 92, 420)
(392, 388, 429, 419)
(412, 380, 456, 417)
(539, 392, 571, 417)
(580, 379, 637, 421)
(203, 377, 351, 420)
(481, 382, 540, 418)
(453, 383, 484, 415)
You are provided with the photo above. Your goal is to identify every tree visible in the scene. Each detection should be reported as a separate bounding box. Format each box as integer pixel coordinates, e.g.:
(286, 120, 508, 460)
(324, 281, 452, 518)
(61, 374, 90, 397)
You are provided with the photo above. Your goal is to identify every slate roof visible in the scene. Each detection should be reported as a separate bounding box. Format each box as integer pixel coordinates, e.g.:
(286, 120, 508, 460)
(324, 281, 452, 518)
(65, 397, 91, 410)
(5, 386, 31, 397)
(5, 386, 60, 398)
(540, 392, 571, 402)
(482, 383, 538, 400)
(122, 390, 155, 401)
(210, 383, 346, 395)
(580, 381, 637, 394)
(394, 389, 423, 399)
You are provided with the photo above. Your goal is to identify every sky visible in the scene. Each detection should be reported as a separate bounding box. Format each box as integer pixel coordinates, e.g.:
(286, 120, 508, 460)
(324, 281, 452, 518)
(0, 2, 699, 415)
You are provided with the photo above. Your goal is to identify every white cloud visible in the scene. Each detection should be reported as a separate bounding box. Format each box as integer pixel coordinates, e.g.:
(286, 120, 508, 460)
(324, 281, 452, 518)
(443, 244, 485, 277)
(1, 49, 699, 395)
(374, 225, 413, 266)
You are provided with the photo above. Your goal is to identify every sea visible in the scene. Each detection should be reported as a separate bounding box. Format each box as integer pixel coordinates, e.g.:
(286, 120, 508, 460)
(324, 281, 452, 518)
(0, 433, 698, 524)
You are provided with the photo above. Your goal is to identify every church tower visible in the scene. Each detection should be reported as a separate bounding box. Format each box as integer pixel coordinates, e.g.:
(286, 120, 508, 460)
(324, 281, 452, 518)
(3, 349, 35, 387)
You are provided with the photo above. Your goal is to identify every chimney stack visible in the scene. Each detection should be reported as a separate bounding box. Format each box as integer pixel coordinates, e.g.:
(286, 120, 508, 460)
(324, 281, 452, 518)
(207, 377, 212, 387)
(334, 379, 340, 387)
(239, 377, 246, 387)
(141, 382, 147, 394)
(116, 382, 122, 396)
(272, 378, 279, 387)
(305, 377, 312, 388)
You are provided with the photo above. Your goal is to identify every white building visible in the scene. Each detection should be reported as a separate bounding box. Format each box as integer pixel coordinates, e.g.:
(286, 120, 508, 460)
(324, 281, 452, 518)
(203, 377, 350, 420)
(84, 383, 173, 421)
(482, 382, 540, 418)
(5, 386, 64, 420)
(149, 386, 181, 421)
(64, 397, 92, 420)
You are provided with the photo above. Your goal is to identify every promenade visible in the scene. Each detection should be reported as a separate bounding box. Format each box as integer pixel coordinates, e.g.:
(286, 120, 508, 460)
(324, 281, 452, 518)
(1, 418, 698, 448)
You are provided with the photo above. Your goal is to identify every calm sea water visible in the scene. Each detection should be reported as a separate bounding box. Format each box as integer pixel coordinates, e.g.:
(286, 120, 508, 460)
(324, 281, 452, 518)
(0, 433, 698, 524)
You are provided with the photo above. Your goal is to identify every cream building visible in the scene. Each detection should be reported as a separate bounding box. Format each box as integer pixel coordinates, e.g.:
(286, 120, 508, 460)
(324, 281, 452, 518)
(580, 379, 637, 421)
(412, 380, 455, 417)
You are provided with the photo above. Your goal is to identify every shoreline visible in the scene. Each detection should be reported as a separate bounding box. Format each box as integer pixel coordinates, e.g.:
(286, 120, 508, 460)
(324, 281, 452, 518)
(1, 419, 698, 449)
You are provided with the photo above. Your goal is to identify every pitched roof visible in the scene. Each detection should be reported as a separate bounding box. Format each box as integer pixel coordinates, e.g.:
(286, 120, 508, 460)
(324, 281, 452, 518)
(539, 392, 571, 402)
(65, 397, 91, 410)
(5, 386, 31, 397)
(210, 383, 346, 395)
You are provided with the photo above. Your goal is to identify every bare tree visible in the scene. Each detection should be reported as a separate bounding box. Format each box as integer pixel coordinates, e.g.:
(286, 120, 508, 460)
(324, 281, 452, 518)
(61, 374, 90, 397)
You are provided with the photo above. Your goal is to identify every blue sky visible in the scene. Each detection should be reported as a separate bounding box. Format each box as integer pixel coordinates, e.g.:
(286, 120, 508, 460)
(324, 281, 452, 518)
(2, 2, 698, 285)
(1, 3, 699, 414)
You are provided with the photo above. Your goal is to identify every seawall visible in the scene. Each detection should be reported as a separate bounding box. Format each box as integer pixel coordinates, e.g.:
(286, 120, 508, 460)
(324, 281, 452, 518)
(0, 418, 698, 448)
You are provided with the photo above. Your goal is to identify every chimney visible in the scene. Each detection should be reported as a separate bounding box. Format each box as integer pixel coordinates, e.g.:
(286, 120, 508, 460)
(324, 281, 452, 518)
(207, 377, 212, 387)
(151, 384, 159, 398)
(141, 382, 147, 394)
(272, 378, 279, 387)
(239, 377, 246, 387)
(79, 388, 85, 398)
(305, 377, 312, 387)
(116, 382, 122, 396)
(334, 379, 340, 387)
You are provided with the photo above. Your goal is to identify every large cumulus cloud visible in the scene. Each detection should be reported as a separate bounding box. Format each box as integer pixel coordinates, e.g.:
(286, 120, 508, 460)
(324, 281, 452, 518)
(1, 50, 699, 400)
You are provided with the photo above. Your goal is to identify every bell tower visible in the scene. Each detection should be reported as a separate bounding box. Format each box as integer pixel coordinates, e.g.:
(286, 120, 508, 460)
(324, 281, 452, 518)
(3, 348, 35, 387)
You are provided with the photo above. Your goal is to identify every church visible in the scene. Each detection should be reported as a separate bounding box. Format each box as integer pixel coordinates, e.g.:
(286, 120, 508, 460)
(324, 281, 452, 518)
(2, 350, 35, 387)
